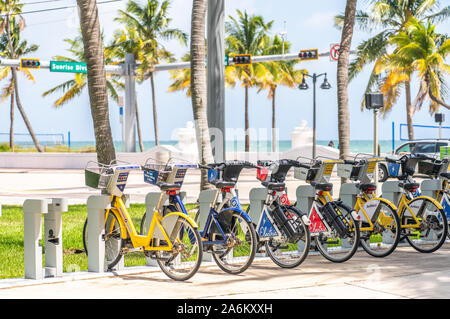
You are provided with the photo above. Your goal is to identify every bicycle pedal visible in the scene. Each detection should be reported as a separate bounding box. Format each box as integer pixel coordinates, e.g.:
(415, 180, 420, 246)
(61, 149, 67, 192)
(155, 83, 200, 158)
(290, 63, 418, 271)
(326, 240, 340, 245)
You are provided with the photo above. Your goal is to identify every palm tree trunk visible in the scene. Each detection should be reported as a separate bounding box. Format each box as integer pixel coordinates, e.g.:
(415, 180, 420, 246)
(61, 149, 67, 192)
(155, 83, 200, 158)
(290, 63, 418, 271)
(150, 74, 160, 146)
(191, 0, 214, 190)
(77, 0, 116, 165)
(405, 80, 414, 141)
(134, 92, 144, 152)
(9, 89, 14, 151)
(337, 0, 357, 166)
(272, 86, 277, 152)
(245, 85, 250, 152)
(5, 14, 43, 153)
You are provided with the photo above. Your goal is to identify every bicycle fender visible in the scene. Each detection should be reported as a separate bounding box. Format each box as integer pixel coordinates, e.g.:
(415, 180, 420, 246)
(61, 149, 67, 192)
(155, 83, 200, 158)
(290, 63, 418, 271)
(409, 196, 443, 210)
(375, 197, 398, 211)
(162, 211, 199, 229)
(218, 207, 253, 224)
(109, 208, 129, 239)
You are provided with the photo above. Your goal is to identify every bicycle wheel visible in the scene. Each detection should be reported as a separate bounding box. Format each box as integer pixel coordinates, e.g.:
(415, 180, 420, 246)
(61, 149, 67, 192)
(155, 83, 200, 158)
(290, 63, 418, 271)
(82, 211, 124, 269)
(154, 214, 203, 281)
(82, 217, 88, 255)
(359, 200, 401, 258)
(211, 211, 257, 274)
(401, 197, 448, 253)
(265, 206, 311, 268)
(315, 201, 360, 263)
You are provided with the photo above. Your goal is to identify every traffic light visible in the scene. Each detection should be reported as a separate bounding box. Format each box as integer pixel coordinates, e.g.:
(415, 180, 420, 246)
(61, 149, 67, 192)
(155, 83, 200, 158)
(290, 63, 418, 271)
(233, 54, 252, 65)
(20, 58, 40, 69)
(298, 49, 318, 61)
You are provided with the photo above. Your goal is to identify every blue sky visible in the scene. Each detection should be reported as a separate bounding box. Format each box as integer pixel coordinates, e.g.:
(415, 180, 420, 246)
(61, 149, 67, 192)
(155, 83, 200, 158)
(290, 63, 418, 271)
(1, 0, 449, 144)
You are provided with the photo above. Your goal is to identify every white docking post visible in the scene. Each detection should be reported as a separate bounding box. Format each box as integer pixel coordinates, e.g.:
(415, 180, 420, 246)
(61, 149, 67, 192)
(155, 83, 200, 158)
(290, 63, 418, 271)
(23, 199, 48, 280)
(44, 198, 68, 278)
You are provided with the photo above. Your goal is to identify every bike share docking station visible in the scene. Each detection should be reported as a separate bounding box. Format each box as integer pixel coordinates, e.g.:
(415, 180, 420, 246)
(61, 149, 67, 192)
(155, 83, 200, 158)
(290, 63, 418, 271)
(23, 198, 68, 280)
(85, 161, 136, 273)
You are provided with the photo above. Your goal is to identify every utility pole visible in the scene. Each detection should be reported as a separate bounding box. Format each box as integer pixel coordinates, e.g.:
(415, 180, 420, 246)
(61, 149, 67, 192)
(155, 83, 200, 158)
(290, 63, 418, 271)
(207, 0, 226, 162)
(123, 54, 137, 152)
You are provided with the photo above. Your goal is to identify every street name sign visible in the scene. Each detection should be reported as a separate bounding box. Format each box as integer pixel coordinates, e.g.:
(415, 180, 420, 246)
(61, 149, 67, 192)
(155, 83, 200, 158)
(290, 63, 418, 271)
(50, 61, 87, 74)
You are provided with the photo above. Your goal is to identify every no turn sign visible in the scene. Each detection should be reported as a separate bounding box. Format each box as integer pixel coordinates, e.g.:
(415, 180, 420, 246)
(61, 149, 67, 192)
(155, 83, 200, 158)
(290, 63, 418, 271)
(330, 44, 340, 62)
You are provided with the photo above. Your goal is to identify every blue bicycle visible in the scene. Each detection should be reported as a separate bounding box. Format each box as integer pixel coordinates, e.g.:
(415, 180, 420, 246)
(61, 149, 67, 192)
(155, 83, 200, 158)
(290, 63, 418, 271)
(196, 161, 258, 274)
(140, 159, 258, 275)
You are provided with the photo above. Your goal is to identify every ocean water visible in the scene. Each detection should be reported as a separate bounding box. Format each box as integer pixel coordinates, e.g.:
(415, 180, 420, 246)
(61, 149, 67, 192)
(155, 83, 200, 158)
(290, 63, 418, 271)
(22, 139, 400, 154)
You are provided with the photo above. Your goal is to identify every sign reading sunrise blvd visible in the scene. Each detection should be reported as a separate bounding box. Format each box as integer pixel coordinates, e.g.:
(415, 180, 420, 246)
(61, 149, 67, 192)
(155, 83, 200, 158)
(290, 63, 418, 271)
(50, 61, 87, 74)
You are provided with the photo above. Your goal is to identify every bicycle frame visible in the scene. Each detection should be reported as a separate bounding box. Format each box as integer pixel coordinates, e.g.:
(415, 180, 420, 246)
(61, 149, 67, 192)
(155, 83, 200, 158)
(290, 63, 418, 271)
(108, 195, 198, 251)
(307, 191, 336, 236)
(354, 193, 397, 232)
(396, 193, 443, 229)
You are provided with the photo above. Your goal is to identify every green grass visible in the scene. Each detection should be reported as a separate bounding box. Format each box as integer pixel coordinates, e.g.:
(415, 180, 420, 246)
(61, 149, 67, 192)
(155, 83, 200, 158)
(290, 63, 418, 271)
(0, 203, 199, 279)
(0, 143, 96, 153)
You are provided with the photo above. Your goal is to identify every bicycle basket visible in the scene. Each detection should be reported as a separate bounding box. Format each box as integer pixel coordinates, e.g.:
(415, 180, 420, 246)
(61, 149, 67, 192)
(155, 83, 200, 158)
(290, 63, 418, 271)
(294, 166, 317, 181)
(336, 163, 353, 179)
(222, 164, 244, 182)
(143, 160, 172, 185)
(85, 162, 113, 190)
(418, 160, 441, 176)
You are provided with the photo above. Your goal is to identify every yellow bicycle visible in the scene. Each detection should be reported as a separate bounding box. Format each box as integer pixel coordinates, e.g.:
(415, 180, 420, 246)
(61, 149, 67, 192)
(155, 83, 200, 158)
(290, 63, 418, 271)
(84, 161, 203, 281)
(386, 154, 448, 253)
(337, 157, 401, 257)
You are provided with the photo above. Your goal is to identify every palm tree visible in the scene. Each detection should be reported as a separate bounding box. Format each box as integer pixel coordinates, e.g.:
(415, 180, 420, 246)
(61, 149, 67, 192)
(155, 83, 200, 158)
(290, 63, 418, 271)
(378, 18, 450, 114)
(257, 35, 306, 152)
(225, 9, 273, 152)
(190, 0, 214, 190)
(114, 0, 188, 146)
(0, 1, 43, 152)
(0, 16, 38, 151)
(168, 52, 237, 97)
(336, 0, 358, 164)
(335, 0, 450, 140)
(77, 0, 116, 165)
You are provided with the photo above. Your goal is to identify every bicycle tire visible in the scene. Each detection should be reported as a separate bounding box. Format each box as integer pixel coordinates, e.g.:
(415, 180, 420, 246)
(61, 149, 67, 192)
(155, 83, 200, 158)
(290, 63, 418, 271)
(211, 211, 258, 275)
(315, 201, 360, 263)
(359, 200, 401, 258)
(265, 206, 311, 268)
(154, 214, 203, 281)
(401, 197, 448, 253)
(82, 211, 124, 269)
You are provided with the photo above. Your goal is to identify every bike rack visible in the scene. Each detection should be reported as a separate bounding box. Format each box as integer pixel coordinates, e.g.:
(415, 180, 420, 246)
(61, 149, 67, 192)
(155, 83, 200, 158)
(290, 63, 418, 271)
(248, 187, 267, 223)
(86, 195, 116, 273)
(339, 183, 360, 209)
(197, 189, 219, 262)
(295, 185, 315, 216)
(23, 198, 67, 279)
(381, 181, 402, 206)
(421, 179, 442, 198)
(144, 191, 186, 266)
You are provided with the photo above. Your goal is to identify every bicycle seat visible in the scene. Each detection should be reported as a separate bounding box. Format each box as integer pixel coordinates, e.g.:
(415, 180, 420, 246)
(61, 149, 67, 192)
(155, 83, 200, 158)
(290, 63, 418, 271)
(310, 181, 333, 191)
(262, 182, 285, 191)
(215, 181, 236, 188)
(440, 173, 450, 179)
(357, 183, 377, 193)
(158, 183, 181, 191)
(398, 182, 420, 191)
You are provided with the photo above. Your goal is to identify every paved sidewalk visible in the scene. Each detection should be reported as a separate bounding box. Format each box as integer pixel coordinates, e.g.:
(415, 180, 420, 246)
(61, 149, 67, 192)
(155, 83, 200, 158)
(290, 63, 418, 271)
(1, 246, 449, 299)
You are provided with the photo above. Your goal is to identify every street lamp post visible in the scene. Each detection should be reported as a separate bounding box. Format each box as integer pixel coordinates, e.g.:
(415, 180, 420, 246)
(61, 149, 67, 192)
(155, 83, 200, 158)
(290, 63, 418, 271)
(298, 73, 331, 159)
